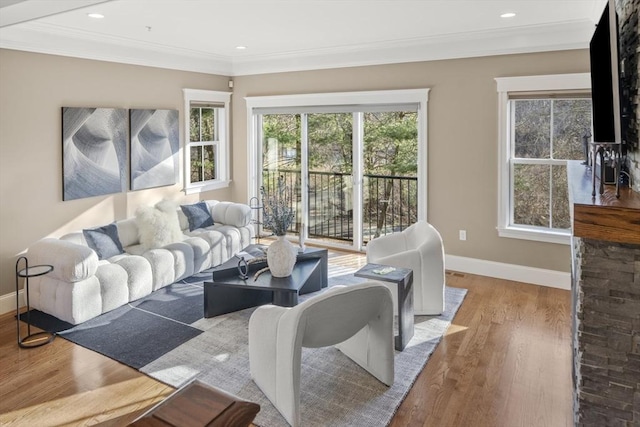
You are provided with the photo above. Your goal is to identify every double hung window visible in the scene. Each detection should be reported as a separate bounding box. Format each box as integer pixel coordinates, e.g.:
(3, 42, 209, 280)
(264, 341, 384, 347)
(183, 89, 230, 194)
(496, 74, 592, 244)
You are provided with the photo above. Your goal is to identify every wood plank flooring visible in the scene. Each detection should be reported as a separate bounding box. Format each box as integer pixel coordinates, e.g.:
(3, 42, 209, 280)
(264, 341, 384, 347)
(0, 251, 573, 426)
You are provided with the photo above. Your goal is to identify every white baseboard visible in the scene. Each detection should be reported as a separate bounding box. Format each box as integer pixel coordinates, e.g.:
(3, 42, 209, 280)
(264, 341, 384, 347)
(0, 255, 570, 316)
(0, 290, 23, 316)
(445, 254, 571, 290)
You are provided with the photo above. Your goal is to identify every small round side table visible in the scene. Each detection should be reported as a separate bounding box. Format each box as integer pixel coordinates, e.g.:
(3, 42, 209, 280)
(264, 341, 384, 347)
(16, 256, 55, 348)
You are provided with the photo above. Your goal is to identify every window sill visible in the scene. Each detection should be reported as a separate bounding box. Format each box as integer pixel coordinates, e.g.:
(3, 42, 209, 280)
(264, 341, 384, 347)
(183, 180, 231, 195)
(497, 226, 571, 245)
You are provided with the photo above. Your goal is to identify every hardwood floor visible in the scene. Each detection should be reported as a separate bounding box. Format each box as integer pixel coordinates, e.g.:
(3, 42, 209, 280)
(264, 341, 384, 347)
(390, 273, 572, 427)
(0, 251, 573, 426)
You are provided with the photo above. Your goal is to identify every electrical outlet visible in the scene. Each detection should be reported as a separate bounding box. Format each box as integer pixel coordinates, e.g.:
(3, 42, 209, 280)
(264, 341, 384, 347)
(459, 230, 467, 241)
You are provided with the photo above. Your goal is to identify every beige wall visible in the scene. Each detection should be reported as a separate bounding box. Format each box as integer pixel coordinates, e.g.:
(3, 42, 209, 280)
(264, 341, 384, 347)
(0, 47, 591, 301)
(0, 49, 232, 297)
(231, 49, 591, 274)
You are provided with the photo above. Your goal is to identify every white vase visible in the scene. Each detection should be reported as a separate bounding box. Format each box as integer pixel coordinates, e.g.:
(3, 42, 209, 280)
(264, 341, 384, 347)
(267, 235, 297, 277)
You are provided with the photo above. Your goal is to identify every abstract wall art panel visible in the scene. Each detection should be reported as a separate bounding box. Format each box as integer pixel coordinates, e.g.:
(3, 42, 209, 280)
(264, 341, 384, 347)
(130, 109, 179, 190)
(62, 107, 127, 201)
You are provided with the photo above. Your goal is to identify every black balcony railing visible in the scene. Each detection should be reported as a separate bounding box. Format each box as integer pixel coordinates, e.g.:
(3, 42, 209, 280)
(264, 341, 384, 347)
(261, 169, 417, 244)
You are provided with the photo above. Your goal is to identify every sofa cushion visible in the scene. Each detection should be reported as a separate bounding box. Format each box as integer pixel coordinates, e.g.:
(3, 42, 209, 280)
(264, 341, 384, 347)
(83, 223, 125, 260)
(140, 248, 177, 291)
(136, 200, 183, 250)
(28, 238, 98, 283)
(186, 228, 227, 267)
(181, 201, 214, 231)
(95, 263, 129, 312)
(211, 201, 252, 228)
(116, 218, 140, 248)
(110, 254, 154, 300)
(60, 231, 87, 246)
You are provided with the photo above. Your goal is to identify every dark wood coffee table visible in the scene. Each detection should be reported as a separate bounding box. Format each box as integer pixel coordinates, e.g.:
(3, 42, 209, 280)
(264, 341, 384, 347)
(204, 245, 328, 317)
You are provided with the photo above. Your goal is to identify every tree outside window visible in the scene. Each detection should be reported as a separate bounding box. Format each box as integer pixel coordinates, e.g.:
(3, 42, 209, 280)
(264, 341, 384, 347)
(182, 89, 230, 195)
(260, 110, 418, 243)
(189, 106, 217, 183)
(510, 98, 592, 230)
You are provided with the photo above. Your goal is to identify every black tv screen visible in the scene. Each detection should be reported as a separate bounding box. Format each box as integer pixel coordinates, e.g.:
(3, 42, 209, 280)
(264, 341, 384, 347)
(589, 0, 622, 145)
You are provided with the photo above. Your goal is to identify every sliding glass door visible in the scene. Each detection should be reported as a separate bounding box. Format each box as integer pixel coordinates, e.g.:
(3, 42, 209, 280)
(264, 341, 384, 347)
(248, 89, 428, 252)
(307, 113, 354, 245)
(362, 111, 418, 241)
(261, 114, 302, 238)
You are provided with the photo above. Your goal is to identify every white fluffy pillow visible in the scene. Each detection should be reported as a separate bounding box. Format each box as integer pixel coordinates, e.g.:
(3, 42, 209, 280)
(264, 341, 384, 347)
(135, 200, 183, 250)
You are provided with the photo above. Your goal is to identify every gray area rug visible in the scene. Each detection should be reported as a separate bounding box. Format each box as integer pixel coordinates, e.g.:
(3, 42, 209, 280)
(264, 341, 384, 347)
(141, 273, 467, 427)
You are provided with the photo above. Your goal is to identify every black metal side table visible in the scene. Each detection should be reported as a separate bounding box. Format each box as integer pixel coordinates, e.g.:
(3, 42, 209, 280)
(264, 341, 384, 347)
(355, 263, 414, 351)
(249, 196, 264, 244)
(16, 256, 55, 348)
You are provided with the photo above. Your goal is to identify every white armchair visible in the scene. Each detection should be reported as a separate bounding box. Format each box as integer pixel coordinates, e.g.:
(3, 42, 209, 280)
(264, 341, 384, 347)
(248, 282, 394, 427)
(366, 221, 445, 315)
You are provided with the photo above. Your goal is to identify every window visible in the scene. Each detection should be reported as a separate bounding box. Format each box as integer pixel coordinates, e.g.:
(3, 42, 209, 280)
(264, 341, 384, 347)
(246, 89, 429, 251)
(183, 89, 230, 194)
(496, 74, 591, 245)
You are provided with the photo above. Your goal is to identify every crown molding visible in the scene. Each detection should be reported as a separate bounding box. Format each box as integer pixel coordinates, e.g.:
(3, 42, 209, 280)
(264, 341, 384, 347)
(0, 19, 595, 77)
(0, 21, 233, 75)
(230, 20, 595, 76)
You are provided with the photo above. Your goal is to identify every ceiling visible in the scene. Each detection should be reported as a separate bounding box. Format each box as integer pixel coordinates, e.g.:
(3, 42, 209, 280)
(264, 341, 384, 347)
(0, 0, 607, 76)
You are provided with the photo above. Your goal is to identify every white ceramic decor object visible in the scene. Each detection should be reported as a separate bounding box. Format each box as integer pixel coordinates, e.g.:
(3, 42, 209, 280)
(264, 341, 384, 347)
(267, 236, 297, 277)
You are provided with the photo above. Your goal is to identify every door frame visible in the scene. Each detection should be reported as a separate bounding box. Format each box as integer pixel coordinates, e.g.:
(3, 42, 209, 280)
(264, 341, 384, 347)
(246, 89, 430, 251)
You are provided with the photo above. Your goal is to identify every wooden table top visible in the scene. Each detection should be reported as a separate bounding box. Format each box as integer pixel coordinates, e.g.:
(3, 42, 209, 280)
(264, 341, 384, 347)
(568, 161, 640, 245)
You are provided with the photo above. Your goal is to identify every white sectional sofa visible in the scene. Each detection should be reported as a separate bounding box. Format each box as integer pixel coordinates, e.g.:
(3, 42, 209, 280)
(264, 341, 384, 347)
(26, 200, 254, 325)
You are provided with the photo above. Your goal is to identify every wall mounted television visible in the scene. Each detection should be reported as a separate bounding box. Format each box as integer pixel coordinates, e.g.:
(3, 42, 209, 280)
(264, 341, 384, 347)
(589, 0, 623, 147)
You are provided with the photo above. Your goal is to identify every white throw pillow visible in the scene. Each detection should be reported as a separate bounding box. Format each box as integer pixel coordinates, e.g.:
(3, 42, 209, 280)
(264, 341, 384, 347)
(135, 200, 183, 250)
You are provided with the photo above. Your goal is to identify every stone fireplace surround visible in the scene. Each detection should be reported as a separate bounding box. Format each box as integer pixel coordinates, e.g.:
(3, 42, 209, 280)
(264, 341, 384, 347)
(569, 161, 640, 425)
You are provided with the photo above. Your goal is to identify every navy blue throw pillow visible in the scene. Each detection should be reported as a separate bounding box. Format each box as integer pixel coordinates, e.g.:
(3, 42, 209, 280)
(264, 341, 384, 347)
(181, 202, 214, 231)
(83, 223, 125, 260)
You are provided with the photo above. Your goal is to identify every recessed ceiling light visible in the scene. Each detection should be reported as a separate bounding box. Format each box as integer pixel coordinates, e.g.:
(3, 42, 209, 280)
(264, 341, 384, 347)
(500, 12, 516, 18)
(236, 46, 247, 50)
(87, 13, 104, 19)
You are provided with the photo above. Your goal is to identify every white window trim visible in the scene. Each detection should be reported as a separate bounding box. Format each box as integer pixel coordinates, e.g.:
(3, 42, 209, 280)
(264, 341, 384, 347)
(182, 89, 231, 195)
(244, 89, 430, 221)
(495, 73, 591, 245)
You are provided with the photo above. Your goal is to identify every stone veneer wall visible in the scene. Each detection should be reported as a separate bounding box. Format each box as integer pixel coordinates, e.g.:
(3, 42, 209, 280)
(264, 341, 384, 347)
(573, 237, 640, 425)
(616, 0, 640, 191)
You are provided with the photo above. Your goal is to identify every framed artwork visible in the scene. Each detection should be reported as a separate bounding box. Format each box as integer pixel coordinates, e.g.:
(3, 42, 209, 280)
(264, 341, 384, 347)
(130, 109, 179, 190)
(62, 107, 127, 201)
